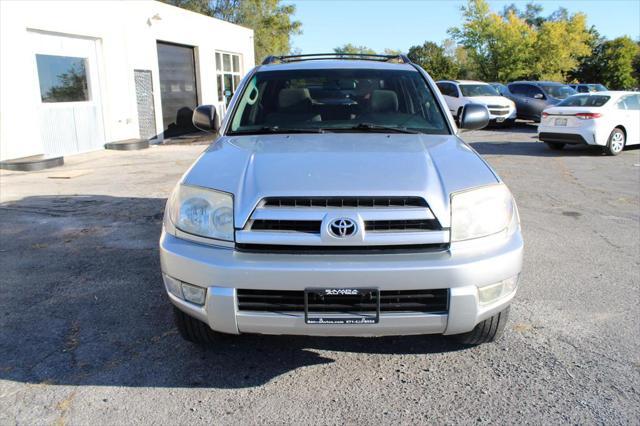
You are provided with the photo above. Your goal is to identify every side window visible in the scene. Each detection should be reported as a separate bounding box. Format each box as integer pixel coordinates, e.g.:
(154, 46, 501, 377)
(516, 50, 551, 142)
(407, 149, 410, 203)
(508, 84, 525, 96)
(625, 94, 640, 110)
(526, 85, 544, 99)
(447, 84, 459, 97)
(437, 83, 457, 97)
(577, 85, 589, 93)
(616, 97, 629, 110)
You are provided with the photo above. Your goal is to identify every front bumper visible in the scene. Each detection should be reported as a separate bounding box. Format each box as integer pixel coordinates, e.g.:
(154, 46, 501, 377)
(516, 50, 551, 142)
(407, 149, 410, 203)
(488, 107, 516, 123)
(160, 230, 523, 337)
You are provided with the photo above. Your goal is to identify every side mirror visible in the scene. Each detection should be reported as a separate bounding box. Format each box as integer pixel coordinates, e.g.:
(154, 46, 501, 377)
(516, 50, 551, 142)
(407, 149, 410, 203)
(533, 93, 545, 100)
(458, 103, 490, 131)
(192, 105, 219, 133)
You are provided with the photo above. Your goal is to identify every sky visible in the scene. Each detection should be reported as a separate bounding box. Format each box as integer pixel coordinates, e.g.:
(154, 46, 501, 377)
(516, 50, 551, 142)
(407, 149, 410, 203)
(287, 0, 640, 54)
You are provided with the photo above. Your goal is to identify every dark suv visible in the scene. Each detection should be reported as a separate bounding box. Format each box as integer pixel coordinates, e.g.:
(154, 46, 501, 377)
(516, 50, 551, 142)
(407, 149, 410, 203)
(506, 81, 576, 121)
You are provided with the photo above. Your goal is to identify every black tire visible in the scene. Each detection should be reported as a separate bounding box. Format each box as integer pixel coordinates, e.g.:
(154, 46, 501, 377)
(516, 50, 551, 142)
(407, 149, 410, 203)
(452, 307, 510, 345)
(545, 142, 565, 150)
(604, 127, 625, 156)
(173, 306, 218, 344)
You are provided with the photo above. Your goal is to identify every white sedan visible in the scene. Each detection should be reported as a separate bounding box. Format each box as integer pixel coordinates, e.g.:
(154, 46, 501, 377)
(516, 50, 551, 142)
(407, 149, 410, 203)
(538, 91, 640, 155)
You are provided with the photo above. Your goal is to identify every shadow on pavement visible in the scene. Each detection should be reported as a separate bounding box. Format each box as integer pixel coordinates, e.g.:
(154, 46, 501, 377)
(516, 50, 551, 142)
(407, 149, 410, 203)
(465, 121, 640, 157)
(0, 195, 466, 390)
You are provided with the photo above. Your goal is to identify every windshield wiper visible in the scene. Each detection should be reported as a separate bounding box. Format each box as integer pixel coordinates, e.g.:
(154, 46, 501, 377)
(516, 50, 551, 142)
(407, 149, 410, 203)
(231, 126, 326, 135)
(347, 123, 419, 134)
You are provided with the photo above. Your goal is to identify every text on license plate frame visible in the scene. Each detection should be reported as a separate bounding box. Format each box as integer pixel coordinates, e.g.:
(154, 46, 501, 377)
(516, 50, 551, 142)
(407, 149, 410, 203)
(304, 288, 380, 325)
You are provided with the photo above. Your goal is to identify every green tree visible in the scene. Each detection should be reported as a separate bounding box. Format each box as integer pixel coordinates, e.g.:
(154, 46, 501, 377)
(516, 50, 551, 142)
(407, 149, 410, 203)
(597, 37, 639, 89)
(572, 35, 640, 89)
(333, 44, 377, 55)
(449, 0, 536, 81)
(382, 48, 403, 56)
(449, 0, 591, 82)
(407, 41, 458, 81)
(161, 0, 301, 64)
(531, 13, 592, 80)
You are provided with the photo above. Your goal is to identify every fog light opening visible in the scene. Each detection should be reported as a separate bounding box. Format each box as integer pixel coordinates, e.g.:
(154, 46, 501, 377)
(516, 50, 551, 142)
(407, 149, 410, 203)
(478, 274, 520, 305)
(182, 283, 207, 305)
(163, 274, 183, 299)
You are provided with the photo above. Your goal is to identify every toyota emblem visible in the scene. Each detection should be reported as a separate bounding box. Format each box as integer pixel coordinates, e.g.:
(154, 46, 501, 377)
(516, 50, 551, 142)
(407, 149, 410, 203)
(329, 218, 357, 238)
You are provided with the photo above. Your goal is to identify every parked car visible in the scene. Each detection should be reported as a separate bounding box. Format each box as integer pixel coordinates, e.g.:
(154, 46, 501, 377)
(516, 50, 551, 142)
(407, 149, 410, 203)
(538, 91, 640, 155)
(569, 83, 608, 93)
(506, 81, 576, 122)
(436, 80, 517, 125)
(489, 82, 510, 96)
(160, 53, 523, 345)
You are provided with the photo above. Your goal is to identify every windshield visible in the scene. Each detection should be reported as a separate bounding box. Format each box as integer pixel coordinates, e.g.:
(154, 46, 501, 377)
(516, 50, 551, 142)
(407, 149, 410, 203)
(227, 68, 449, 135)
(459, 84, 500, 97)
(558, 95, 610, 107)
(540, 85, 576, 99)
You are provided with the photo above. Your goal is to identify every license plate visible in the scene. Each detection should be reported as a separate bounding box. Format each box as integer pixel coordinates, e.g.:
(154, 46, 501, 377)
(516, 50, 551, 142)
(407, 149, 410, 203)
(555, 118, 567, 126)
(304, 288, 380, 324)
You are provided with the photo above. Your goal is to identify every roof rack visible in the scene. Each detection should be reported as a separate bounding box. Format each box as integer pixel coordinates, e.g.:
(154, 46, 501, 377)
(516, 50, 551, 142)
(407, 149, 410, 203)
(261, 53, 413, 65)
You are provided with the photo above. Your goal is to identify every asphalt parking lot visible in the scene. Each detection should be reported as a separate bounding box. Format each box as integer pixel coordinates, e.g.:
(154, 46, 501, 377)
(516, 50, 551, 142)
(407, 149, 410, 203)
(1, 124, 639, 424)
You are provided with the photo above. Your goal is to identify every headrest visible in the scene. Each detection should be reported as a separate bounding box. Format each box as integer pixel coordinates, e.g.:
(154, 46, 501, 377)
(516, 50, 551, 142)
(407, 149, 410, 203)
(338, 79, 356, 90)
(371, 90, 398, 113)
(278, 88, 312, 111)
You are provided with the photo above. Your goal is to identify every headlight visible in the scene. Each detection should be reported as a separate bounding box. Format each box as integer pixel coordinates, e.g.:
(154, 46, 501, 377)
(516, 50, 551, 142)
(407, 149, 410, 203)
(168, 184, 234, 241)
(451, 184, 514, 242)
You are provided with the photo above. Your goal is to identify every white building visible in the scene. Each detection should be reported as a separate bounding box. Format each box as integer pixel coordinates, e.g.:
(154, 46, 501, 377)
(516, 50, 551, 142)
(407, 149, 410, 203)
(0, 0, 254, 162)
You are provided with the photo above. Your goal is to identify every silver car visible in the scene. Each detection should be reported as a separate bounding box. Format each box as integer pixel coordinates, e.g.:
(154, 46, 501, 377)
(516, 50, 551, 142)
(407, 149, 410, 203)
(160, 53, 523, 345)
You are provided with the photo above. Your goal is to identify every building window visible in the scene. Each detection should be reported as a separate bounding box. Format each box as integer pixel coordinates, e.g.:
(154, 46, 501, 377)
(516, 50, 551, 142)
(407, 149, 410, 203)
(215, 52, 242, 105)
(36, 54, 89, 103)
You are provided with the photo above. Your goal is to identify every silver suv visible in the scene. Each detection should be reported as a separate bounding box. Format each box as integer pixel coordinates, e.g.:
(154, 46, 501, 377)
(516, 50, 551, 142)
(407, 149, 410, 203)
(160, 53, 523, 345)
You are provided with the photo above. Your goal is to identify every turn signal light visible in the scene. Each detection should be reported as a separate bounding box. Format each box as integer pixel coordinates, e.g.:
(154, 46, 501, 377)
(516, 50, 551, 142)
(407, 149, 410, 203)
(541, 112, 549, 118)
(575, 112, 602, 120)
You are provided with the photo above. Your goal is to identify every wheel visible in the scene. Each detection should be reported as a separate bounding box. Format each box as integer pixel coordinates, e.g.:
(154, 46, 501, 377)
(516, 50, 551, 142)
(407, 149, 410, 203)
(451, 307, 510, 345)
(604, 127, 625, 156)
(545, 142, 565, 150)
(173, 306, 218, 344)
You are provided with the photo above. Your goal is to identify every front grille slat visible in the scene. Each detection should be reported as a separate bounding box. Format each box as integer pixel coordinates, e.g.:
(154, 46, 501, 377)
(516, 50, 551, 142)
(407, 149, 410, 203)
(263, 196, 428, 209)
(237, 289, 448, 313)
(251, 219, 321, 234)
(365, 219, 440, 232)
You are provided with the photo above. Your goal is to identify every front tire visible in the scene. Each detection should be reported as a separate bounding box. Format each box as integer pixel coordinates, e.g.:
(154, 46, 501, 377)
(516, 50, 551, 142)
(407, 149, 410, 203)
(605, 127, 625, 156)
(173, 306, 218, 344)
(451, 307, 510, 345)
(545, 142, 565, 150)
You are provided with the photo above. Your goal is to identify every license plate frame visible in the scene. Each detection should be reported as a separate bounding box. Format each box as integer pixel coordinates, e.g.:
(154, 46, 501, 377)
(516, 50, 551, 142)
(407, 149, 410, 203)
(304, 288, 380, 325)
(555, 117, 568, 126)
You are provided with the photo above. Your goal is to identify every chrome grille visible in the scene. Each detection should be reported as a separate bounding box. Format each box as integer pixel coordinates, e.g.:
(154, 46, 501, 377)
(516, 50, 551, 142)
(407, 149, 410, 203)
(237, 195, 449, 250)
(263, 196, 428, 208)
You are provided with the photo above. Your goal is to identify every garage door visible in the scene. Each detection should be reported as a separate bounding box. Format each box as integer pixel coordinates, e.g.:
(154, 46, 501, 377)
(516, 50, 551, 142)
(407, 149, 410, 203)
(156, 41, 198, 137)
(32, 31, 105, 157)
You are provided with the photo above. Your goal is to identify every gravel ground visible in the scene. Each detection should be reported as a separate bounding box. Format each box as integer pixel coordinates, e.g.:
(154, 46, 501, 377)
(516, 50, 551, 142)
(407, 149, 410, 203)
(1, 124, 639, 425)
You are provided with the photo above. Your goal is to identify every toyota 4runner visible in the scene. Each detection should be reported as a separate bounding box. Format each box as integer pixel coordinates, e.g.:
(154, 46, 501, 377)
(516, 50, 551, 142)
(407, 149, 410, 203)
(160, 53, 523, 345)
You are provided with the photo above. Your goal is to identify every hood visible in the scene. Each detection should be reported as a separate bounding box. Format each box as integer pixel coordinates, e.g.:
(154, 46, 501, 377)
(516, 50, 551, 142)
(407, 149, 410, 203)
(466, 96, 513, 107)
(183, 134, 499, 228)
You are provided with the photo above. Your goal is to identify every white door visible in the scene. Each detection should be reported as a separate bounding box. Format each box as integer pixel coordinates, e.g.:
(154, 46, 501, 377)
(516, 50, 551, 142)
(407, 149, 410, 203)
(31, 31, 105, 157)
(622, 94, 640, 145)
